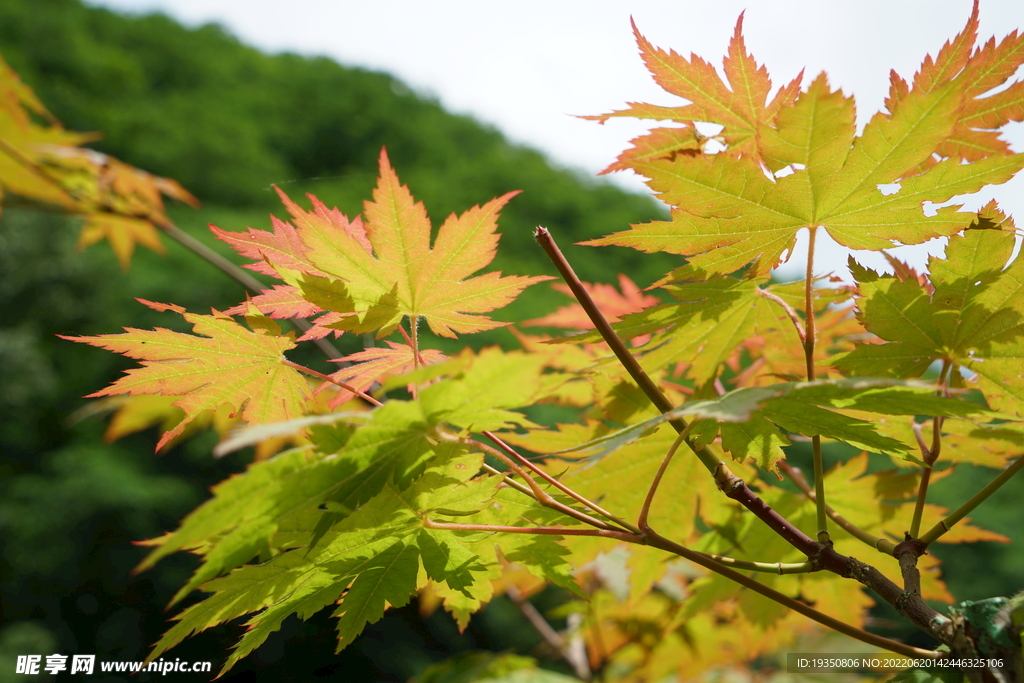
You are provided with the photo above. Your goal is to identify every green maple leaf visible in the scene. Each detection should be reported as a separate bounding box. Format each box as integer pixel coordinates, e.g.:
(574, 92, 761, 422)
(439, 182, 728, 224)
(557, 378, 994, 467)
(584, 16, 1024, 280)
(835, 206, 1024, 415)
(417, 347, 552, 432)
(147, 447, 575, 675)
(138, 400, 438, 604)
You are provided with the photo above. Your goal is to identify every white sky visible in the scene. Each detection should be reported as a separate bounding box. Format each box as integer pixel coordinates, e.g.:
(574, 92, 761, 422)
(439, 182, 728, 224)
(86, 0, 1024, 281)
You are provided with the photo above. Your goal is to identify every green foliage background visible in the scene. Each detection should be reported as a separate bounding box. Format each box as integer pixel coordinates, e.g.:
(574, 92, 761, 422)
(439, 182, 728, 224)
(0, 0, 1019, 680)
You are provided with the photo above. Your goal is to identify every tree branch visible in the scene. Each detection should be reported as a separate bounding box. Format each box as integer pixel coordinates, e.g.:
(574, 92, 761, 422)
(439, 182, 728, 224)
(506, 585, 591, 681)
(533, 226, 821, 559)
(641, 529, 940, 659)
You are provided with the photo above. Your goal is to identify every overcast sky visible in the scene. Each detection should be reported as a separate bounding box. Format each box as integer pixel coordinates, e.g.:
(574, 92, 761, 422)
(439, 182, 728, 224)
(85, 0, 1024, 280)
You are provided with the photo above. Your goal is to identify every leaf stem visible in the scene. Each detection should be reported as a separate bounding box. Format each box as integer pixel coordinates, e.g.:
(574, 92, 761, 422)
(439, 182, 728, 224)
(910, 362, 950, 538)
(779, 462, 896, 555)
(422, 518, 637, 541)
(482, 432, 642, 534)
(638, 428, 690, 531)
(803, 227, 830, 544)
(463, 437, 622, 531)
(397, 323, 421, 398)
(919, 454, 1024, 545)
(283, 360, 383, 407)
(410, 316, 420, 369)
(481, 463, 536, 498)
(756, 287, 806, 342)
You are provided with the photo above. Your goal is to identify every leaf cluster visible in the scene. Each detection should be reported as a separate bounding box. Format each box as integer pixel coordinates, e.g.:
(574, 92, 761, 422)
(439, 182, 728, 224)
(32, 3, 1024, 680)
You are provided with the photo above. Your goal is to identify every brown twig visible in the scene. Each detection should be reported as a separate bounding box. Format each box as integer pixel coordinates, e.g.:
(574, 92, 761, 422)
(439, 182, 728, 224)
(533, 226, 957, 646)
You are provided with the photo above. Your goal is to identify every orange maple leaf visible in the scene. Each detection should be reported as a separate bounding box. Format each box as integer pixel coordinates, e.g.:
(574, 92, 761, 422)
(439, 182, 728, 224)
(219, 148, 551, 338)
(586, 14, 801, 169)
(62, 300, 309, 450)
(886, 0, 1024, 165)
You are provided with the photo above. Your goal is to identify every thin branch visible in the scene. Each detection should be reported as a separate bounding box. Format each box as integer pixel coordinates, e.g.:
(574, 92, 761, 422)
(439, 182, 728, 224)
(534, 226, 820, 559)
(696, 554, 813, 574)
(756, 287, 806, 342)
(482, 431, 641, 534)
(422, 518, 638, 541)
(910, 362, 950, 538)
(919, 455, 1024, 545)
(486, 438, 809, 576)
(779, 462, 896, 555)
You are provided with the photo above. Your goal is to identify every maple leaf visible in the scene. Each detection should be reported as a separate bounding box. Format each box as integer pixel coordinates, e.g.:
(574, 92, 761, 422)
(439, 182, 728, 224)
(218, 149, 551, 339)
(1, 55, 197, 266)
(558, 378, 995, 470)
(62, 300, 309, 450)
(835, 205, 1024, 416)
(415, 347, 554, 432)
(0, 53, 57, 129)
(146, 447, 574, 675)
(138, 400, 441, 602)
(885, 1, 1024, 164)
(75, 212, 166, 270)
(586, 15, 802, 165)
(584, 13, 1024, 281)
